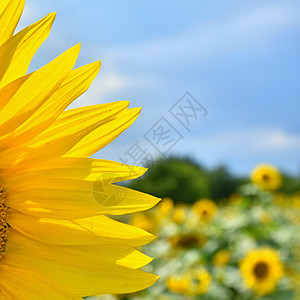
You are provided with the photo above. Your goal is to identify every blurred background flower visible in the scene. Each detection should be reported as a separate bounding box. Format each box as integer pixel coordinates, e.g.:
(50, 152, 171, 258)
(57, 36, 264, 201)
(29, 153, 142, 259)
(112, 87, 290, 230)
(94, 163, 299, 300)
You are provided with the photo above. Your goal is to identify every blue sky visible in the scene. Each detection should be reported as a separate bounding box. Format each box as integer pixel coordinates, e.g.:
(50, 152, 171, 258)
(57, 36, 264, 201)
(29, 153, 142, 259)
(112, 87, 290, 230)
(19, 0, 300, 175)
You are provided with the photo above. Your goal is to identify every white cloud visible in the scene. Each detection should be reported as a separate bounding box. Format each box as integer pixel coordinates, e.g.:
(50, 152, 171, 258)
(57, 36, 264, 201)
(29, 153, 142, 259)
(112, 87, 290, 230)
(80, 2, 300, 100)
(68, 72, 129, 109)
(181, 128, 300, 156)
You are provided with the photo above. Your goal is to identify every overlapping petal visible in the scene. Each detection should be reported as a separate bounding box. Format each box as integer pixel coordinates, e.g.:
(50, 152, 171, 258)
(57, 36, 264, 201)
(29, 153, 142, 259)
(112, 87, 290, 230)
(0, 264, 81, 300)
(0, 0, 158, 298)
(4, 229, 157, 296)
(7, 212, 155, 246)
(0, 0, 25, 46)
(2, 61, 101, 146)
(0, 44, 80, 137)
(0, 12, 55, 88)
(66, 107, 141, 157)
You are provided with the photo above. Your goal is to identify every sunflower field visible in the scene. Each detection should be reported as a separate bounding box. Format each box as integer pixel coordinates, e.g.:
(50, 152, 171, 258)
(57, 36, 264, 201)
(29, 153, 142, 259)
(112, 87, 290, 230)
(90, 163, 300, 300)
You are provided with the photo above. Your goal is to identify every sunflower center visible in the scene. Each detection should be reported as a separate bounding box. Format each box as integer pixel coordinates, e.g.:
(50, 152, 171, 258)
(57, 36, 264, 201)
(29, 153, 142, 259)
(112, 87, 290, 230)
(253, 261, 269, 279)
(0, 186, 8, 258)
(262, 174, 270, 182)
(177, 234, 199, 248)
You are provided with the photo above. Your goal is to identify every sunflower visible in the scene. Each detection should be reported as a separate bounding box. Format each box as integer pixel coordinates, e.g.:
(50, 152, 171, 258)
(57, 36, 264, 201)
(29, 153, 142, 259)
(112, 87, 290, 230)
(172, 204, 186, 224)
(166, 275, 190, 295)
(0, 0, 160, 298)
(251, 164, 282, 191)
(193, 268, 211, 295)
(192, 198, 217, 223)
(168, 232, 206, 249)
(240, 248, 284, 296)
(213, 250, 231, 267)
(166, 268, 211, 296)
(157, 197, 174, 217)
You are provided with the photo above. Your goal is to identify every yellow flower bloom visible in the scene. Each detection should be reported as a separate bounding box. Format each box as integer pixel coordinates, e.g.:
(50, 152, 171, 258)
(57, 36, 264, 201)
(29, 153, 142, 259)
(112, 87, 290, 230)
(291, 192, 300, 209)
(169, 233, 207, 249)
(0, 0, 160, 298)
(273, 192, 286, 206)
(228, 193, 243, 206)
(251, 164, 282, 191)
(259, 211, 272, 224)
(166, 268, 211, 296)
(166, 275, 190, 295)
(213, 250, 231, 267)
(131, 213, 154, 233)
(192, 198, 217, 223)
(158, 197, 174, 216)
(194, 268, 212, 295)
(172, 204, 186, 224)
(240, 248, 284, 296)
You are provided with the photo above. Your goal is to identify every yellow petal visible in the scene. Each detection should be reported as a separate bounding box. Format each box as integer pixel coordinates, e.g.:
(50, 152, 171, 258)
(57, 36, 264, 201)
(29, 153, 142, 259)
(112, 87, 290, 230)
(16, 102, 129, 162)
(0, 12, 56, 88)
(91, 184, 161, 215)
(0, 0, 25, 46)
(4, 231, 158, 296)
(4, 255, 158, 296)
(6, 229, 153, 270)
(26, 101, 129, 148)
(7, 212, 155, 247)
(66, 107, 141, 157)
(3, 61, 101, 147)
(0, 44, 80, 137)
(6, 177, 159, 219)
(0, 263, 81, 300)
(7, 157, 146, 182)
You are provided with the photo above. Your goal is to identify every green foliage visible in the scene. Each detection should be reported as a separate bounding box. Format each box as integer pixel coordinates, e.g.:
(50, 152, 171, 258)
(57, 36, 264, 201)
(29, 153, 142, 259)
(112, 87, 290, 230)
(128, 156, 210, 204)
(128, 156, 300, 204)
(280, 173, 300, 194)
(206, 165, 242, 201)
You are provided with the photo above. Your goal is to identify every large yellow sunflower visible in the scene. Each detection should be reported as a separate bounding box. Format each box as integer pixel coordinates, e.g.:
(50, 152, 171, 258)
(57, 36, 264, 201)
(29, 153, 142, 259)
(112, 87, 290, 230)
(240, 248, 283, 296)
(0, 0, 160, 298)
(251, 164, 282, 191)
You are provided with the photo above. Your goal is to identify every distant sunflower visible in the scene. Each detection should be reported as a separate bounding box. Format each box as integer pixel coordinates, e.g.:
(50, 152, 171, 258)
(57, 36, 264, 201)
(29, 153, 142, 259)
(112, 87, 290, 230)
(251, 164, 282, 191)
(158, 197, 174, 216)
(166, 275, 190, 295)
(213, 250, 231, 267)
(192, 198, 217, 223)
(169, 233, 206, 249)
(166, 268, 211, 296)
(0, 0, 159, 298)
(193, 268, 211, 295)
(240, 248, 283, 296)
(172, 204, 186, 224)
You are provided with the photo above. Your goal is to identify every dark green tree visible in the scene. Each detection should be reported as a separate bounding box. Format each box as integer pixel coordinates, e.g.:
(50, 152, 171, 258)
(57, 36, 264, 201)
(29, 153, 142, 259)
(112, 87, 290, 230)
(128, 156, 210, 204)
(206, 165, 242, 201)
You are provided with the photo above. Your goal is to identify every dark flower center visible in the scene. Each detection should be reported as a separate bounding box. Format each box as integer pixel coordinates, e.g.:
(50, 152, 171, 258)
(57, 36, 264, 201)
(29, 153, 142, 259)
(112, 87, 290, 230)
(262, 174, 270, 182)
(177, 234, 199, 248)
(253, 262, 269, 279)
(0, 186, 8, 258)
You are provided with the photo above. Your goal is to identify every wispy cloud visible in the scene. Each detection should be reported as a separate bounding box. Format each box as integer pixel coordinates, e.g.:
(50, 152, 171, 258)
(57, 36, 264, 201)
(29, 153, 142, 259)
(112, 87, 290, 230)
(82, 2, 300, 100)
(97, 2, 299, 66)
(176, 127, 300, 168)
(195, 128, 300, 154)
